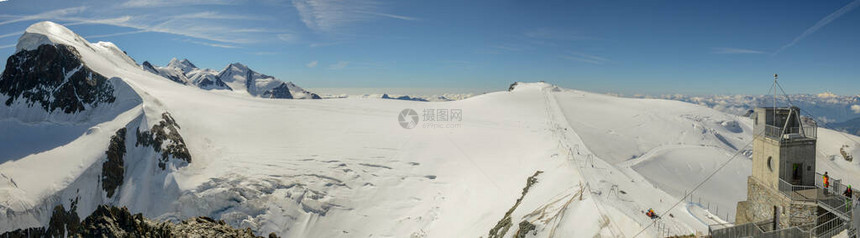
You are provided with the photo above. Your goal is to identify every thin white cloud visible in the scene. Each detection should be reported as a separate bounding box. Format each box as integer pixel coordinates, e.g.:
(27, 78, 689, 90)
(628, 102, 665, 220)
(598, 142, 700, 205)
(309, 41, 343, 47)
(0, 43, 15, 49)
(0, 31, 22, 39)
(359, 11, 419, 21)
(0, 6, 86, 26)
(0, 4, 287, 48)
(166, 11, 266, 21)
(251, 51, 278, 55)
(775, 0, 860, 55)
(291, 0, 416, 33)
(712, 47, 765, 54)
(85, 30, 148, 39)
(183, 39, 239, 48)
(560, 52, 610, 64)
(277, 33, 296, 42)
(64, 14, 272, 44)
(524, 27, 590, 41)
(119, 0, 238, 8)
(851, 105, 860, 114)
(306, 60, 318, 68)
(63, 16, 133, 26)
(328, 61, 349, 70)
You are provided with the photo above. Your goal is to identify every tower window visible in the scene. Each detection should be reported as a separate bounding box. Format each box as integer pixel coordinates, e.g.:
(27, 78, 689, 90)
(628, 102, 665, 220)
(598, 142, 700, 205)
(767, 156, 773, 172)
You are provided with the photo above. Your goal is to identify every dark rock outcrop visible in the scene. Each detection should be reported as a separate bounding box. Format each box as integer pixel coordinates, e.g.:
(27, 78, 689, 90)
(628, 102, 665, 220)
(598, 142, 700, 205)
(135, 112, 191, 170)
(195, 75, 231, 90)
(262, 83, 293, 99)
(508, 82, 519, 92)
(0, 44, 116, 114)
(102, 128, 127, 198)
(79, 205, 171, 237)
(2, 205, 279, 238)
(514, 220, 536, 238)
(488, 171, 543, 238)
(141, 61, 158, 75)
(47, 197, 81, 237)
(0, 198, 81, 238)
(381, 94, 428, 102)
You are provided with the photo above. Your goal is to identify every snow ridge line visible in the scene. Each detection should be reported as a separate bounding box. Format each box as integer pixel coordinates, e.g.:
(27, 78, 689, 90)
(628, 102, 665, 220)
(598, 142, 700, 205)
(541, 88, 625, 237)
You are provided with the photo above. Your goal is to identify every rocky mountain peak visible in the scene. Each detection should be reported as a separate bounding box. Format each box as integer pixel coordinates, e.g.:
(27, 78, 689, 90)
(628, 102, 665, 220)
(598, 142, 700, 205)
(224, 62, 250, 73)
(167, 58, 198, 74)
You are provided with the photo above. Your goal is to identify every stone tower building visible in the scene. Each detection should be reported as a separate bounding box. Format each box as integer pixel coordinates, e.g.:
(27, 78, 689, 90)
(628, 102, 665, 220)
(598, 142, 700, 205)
(736, 106, 819, 229)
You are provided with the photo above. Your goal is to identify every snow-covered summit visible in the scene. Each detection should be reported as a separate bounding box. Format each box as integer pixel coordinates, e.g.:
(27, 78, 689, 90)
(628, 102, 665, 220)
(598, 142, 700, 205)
(15, 21, 87, 53)
(140, 59, 320, 99)
(167, 58, 198, 75)
(222, 62, 250, 72)
(507, 81, 559, 92)
(216, 62, 321, 99)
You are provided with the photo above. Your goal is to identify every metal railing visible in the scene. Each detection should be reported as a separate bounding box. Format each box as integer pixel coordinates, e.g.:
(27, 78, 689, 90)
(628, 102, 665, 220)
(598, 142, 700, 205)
(762, 124, 817, 140)
(778, 178, 818, 201)
(819, 196, 853, 221)
(814, 215, 847, 238)
(710, 218, 816, 238)
(710, 221, 764, 238)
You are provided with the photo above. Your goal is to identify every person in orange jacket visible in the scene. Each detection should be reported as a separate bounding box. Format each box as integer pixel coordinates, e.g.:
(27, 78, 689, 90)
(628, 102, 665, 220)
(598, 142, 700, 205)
(823, 172, 830, 194)
(646, 208, 657, 219)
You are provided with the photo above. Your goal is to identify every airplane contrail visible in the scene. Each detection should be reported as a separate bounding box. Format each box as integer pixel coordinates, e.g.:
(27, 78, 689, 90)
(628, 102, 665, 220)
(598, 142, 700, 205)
(775, 0, 860, 55)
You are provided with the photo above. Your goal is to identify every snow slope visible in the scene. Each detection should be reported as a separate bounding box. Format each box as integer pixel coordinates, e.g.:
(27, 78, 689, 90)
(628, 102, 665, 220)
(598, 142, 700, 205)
(1, 22, 859, 237)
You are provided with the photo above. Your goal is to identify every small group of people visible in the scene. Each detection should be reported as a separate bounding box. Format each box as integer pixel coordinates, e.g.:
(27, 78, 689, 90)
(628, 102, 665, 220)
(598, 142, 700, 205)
(823, 172, 857, 211)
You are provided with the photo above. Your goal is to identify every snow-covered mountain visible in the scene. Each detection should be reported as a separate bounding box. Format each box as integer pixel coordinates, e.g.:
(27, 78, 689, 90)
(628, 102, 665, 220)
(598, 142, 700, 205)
(142, 58, 320, 99)
(1, 21, 859, 237)
(214, 62, 320, 99)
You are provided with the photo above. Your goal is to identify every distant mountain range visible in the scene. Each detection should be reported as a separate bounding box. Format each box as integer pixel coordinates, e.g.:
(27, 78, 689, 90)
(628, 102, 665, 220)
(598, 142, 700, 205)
(630, 93, 860, 135)
(142, 58, 320, 99)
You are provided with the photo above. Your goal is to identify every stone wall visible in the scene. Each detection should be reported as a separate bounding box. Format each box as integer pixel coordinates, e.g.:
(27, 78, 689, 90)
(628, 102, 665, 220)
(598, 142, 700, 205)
(736, 176, 819, 229)
(736, 201, 751, 224)
(788, 202, 817, 227)
(740, 176, 791, 229)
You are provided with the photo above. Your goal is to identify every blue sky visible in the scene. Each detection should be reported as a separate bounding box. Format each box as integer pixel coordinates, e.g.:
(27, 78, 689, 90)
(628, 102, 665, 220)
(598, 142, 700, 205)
(0, 0, 858, 95)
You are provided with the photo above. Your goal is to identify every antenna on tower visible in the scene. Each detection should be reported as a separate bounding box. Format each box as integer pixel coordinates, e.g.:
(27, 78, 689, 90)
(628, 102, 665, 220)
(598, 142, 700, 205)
(770, 73, 810, 137)
(773, 73, 778, 111)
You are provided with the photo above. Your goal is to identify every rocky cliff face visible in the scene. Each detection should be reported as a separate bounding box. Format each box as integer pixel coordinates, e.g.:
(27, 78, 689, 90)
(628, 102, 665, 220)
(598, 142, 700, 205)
(1, 205, 278, 238)
(102, 128, 127, 198)
(262, 83, 293, 99)
(0, 44, 116, 114)
(135, 112, 192, 170)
